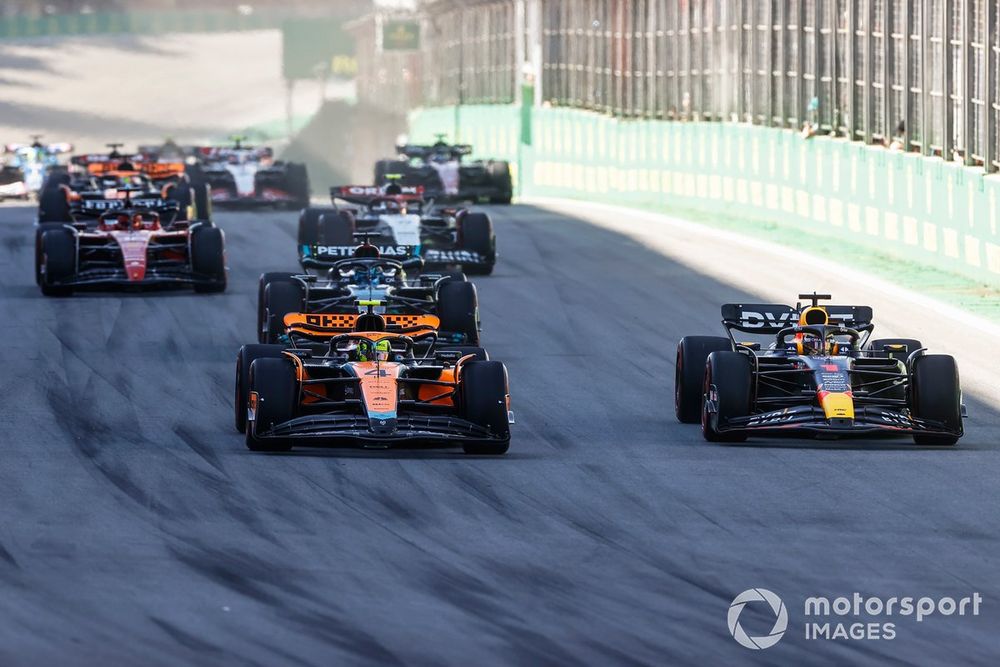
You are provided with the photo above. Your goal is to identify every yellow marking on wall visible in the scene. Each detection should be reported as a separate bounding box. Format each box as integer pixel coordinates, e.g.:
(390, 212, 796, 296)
(923, 223, 938, 253)
(829, 199, 844, 227)
(847, 203, 862, 232)
(965, 235, 982, 267)
(986, 242, 1000, 274)
(813, 194, 827, 223)
(884, 212, 899, 240)
(942, 228, 960, 258)
(903, 216, 919, 245)
(865, 207, 880, 236)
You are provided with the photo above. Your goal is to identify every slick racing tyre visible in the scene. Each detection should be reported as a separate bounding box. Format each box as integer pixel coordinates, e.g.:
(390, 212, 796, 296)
(437, 280, 480, 345)
(39, 228, 76, 296)
(191, 225, 227, 293)
(298, 206, 336, 247)
(262, 280, 305, 344)
(675, 336, 732, 423)
(487, 160, 513, 204)
(235, 344, 286, 433)
(460, 361, 510, 455)
(458, 212, 496, 275)
(257, 272, 298, 343)
(245, 358, 296, 452)
(35, 223, 67, 286)
(320, 210, 356, 246)
(38, 185, 71, 223)
(910, 355, 962, 446)
(702, 351, 751, 443)
(166, 180, 193, 221)
(286, 162, 311, 210)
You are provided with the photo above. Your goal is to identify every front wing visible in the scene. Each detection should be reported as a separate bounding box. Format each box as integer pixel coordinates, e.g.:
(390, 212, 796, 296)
(249, 413, 506, 448)
(710, 404, 964, 439)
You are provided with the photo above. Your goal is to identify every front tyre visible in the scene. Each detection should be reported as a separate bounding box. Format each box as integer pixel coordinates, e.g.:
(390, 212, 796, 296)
(245, 358, 297, 452)
(437, 280, 480, 345)
(702, 351, 752, 443)
(460, 360, 510, 455)
(235, 344, 286, 433)
(910, 355, 962, 446)
(458, 211, 496, 275)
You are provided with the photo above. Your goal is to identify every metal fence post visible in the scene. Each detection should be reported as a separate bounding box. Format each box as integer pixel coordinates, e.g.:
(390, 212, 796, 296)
(962, 0, 975, 164)
(864, 0, 875, 143)
(902, 0, 911, 149)
(943, 0, 954, 158)
(922, 0, 933, 155)
(847, 0, 857, 137)
(986, 0, 997, 171)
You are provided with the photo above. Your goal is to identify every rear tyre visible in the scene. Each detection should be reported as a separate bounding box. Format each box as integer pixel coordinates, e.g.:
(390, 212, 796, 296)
(458, 212, 496, 275)
(910, 355, 962, 446)
(235, 344, 286, 433)
(190, 225, 226, 293)
(166, 181, 193, 221)
(257, 272, 298, 343)
(675, 336, 732, 423)
(298, 206, 336, 247)
(702, 351, 752, 443)
(437, 280, 480, 345)
(487, 161, 513, 204)
(39, 228, 76, 296)
(286, 163, 310, 209)
(460, 360, 510, 455)
(262, 280, 305, 344)
(320, 210, 356, 246)
(245, 358, 296, 452)
(38, 185, 70, 223)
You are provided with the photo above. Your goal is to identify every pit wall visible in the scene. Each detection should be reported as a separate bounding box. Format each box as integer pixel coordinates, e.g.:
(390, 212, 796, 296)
(409, 104, 1000, 287)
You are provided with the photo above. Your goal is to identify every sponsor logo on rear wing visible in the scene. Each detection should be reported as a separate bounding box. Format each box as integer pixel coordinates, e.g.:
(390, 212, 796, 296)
(721, 303, 874, 333)
(332, 185, 424, 199)
(304, 244, 417, 259)
(77, 197, 168, 211)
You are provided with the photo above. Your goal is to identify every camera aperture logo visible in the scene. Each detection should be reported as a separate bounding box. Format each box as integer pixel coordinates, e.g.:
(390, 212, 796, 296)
(728, 589, 788, 649)
(727, 589, 983, 649)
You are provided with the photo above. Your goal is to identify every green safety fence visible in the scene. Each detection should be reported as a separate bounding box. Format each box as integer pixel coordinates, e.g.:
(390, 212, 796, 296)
(0, 10, 290, 39)
(410, 104, 1000, 288)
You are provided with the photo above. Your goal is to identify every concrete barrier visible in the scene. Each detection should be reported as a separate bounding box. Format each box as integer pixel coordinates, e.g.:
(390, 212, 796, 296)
(0, 11, 286, 39)
(410, 104, 1000, 287)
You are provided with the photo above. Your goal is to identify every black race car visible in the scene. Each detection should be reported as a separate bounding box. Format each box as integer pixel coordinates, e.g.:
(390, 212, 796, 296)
(297, 184, 497, 275)
(674, 293, 965, 445)
(258, 235, 482, 347)
(374, 137, 512, 204)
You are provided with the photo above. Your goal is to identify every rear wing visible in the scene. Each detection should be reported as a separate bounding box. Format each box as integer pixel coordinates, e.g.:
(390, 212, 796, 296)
(195, 146, 272, 160)
(396, 144, 472, 159)
(330, 185, 425, 205)
(721, 303, 874, 334)
(283, 312, 440, 336)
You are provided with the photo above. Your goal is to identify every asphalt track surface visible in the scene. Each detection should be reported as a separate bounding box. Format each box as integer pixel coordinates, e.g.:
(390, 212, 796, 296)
(2, 202, 999, 666)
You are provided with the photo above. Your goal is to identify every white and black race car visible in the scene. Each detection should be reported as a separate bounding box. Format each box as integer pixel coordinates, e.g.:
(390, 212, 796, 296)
(297, 184, 497, 275)
(374, 137, 512, 205)
(186, 138, 309, 209)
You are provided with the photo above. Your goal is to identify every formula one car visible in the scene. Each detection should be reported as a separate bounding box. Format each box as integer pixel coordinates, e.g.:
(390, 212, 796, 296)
(298, 183, 497, 275)
(674, 294, 965, 445)
(259, 235, 481, 346)
(375, 136, 512, 204)
(188, 137, 309, 209)
(35, 192, 226, 296)
(37, 144, 210, 224)
(235, 303, 511, 454)
(0, 137, 72, 199)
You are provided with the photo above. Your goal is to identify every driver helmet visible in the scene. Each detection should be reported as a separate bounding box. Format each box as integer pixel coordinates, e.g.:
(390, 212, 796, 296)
(793, 306, 829, 355)
(356, 338, 391, 362)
